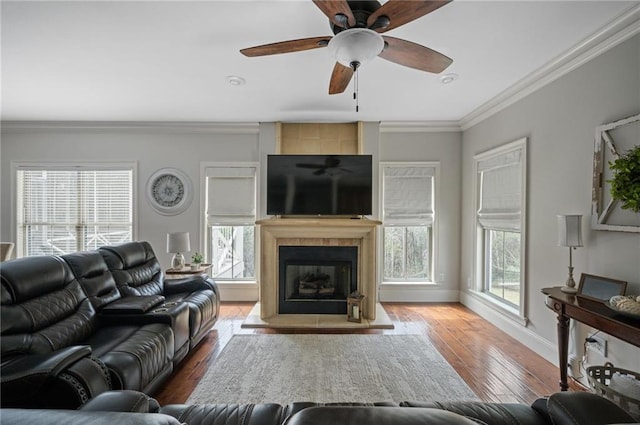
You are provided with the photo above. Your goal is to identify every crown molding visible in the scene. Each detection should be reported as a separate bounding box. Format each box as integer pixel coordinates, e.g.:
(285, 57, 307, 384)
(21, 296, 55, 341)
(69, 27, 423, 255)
(379, 121, 461, 133)
(0, 121, 261, 134)
(460, 5, 640, 131)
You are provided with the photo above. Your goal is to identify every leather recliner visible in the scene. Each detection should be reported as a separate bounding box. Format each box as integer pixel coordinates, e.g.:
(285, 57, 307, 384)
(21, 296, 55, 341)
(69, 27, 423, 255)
(99, 241, 220, 349)
(0, 255, 174, 408)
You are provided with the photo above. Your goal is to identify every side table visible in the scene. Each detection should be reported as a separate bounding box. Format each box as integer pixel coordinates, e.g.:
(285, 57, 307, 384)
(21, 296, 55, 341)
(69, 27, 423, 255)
(165, 263, 213, 279)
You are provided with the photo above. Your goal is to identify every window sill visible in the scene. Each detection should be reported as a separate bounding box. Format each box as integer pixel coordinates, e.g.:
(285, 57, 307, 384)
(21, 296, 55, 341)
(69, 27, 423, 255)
(466, 289, 528, 326)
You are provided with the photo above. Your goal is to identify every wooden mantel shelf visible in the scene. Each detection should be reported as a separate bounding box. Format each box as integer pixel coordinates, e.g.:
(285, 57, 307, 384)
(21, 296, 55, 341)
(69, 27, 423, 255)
(256, 217, 382, 227)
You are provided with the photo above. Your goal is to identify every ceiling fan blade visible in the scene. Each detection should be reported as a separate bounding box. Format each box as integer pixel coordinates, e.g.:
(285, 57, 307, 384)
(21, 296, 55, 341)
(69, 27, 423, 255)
(367, 0, 451, 33)
(240, 36, 331, 57)
(328, 62, 354, 95)
(313, 0, 356, 28)
(379, 36, 452, 73)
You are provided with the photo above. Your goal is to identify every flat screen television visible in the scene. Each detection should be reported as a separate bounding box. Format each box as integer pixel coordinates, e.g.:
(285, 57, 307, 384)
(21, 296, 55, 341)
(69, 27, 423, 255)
(267, 154, 372, 216)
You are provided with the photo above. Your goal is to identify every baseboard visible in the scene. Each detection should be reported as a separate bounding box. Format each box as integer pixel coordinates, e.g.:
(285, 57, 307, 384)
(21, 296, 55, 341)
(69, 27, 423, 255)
(217, 283, 259, 302)
(460, 292, 558, 366)
(379, 286, 459, 302)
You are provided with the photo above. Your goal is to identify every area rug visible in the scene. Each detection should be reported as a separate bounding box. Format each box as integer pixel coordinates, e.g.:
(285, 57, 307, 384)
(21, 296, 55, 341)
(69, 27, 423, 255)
(187, 334, 478, 404)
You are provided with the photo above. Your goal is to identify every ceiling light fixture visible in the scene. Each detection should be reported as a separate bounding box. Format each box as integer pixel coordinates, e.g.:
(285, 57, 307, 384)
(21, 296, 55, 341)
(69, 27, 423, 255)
(328, 28, 384, 112)
(439, 73, 459, 84)
(226, 76, 246, 86)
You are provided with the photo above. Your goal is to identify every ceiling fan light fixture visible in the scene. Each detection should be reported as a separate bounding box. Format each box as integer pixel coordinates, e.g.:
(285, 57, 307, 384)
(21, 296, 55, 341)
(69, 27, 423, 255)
(328, 28, 384, 68)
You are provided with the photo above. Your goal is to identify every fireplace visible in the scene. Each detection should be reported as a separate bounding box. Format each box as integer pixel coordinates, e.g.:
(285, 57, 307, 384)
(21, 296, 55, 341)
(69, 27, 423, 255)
(256, 218, 381, 322)
(279, 246, 357, 314)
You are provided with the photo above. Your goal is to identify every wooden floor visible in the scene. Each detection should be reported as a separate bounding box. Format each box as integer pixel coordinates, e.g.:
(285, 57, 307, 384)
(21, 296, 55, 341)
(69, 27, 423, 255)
(154, 302, 583, 406)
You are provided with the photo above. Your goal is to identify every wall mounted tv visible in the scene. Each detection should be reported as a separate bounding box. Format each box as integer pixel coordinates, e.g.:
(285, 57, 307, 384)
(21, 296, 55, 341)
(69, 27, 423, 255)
(267, 154, 372, 216)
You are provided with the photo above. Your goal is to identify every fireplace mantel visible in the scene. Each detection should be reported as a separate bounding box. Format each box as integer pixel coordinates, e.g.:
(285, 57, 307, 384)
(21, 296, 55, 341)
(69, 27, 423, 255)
(257, 218, 381, 321)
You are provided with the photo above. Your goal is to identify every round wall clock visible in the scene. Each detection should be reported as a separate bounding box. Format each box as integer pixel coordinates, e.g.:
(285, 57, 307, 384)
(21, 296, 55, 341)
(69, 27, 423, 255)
(146, 168, 193, 215)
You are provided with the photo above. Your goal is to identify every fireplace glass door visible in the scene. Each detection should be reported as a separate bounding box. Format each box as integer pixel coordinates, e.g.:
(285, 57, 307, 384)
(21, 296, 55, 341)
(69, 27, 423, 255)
(279, 246, 357, 314)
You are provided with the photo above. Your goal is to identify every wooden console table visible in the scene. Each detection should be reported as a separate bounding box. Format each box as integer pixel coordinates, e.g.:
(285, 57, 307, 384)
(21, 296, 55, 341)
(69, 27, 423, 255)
(542, 287, 640, 391)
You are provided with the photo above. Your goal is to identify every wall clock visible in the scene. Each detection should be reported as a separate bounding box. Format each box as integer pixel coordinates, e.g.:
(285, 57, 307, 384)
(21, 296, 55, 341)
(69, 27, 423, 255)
(146, 168, 193, 215)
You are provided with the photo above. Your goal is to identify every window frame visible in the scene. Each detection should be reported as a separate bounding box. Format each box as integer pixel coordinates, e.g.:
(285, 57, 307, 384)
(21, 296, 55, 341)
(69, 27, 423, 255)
(472, 138, 527, 322)
(379, 161, 440, 285)
(12, 161, 137, 258)
(200, 161, 259, 283)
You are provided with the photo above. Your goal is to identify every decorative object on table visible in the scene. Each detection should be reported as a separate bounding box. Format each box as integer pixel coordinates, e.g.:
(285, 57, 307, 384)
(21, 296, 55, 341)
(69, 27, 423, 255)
(607, 294, 640, 320)
(147, 168, 193, 215)
(167, 232, 190, 270)
(347, 291, 365, 323)
(609, 144, 640, 213)
(576, 273, 627, 302)
(557, 214, 583, 293)
(587, 362, 640, 420)
(592, 113, 640, 233)
(191, 252, 203, 271)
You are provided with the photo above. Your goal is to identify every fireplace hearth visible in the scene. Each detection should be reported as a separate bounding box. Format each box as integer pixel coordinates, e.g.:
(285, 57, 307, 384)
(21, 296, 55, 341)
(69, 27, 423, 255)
(279, 246, 357, 314)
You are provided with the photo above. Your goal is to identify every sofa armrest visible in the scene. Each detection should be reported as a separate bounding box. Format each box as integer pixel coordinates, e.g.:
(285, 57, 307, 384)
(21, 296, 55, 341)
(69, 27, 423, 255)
(163, 275, 216, 295)
(546, 392, 635, 425)
(81, 390, 160, 413)
(100, 295, 165, 314)
(1, 346, 111, 409)
(1, 345, 92, 380)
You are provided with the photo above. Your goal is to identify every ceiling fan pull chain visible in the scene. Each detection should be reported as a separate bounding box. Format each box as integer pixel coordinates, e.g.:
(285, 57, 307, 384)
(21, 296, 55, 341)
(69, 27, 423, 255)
(353, 66, 359, 112)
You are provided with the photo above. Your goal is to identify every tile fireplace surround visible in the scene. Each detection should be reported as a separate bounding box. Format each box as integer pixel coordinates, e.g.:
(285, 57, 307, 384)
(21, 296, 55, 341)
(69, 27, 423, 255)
(243, 218, 393, 329)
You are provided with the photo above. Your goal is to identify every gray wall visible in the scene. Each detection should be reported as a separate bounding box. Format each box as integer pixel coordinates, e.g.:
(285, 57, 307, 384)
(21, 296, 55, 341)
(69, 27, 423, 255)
(0, 124, 261, 267)
(460, 34, 640, 372)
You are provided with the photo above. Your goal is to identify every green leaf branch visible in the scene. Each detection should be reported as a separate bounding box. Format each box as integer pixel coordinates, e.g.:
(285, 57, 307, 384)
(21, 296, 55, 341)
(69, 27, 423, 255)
(608, 145, 640, 213)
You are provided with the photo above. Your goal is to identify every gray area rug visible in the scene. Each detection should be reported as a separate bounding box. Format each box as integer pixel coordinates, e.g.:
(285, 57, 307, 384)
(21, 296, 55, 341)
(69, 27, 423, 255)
(187, 334, 478, 404)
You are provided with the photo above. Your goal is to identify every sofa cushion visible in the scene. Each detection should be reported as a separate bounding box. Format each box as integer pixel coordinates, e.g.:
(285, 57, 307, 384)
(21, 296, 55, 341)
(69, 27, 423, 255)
(283, 406, 484, 425)
(159, 403, 284, 425)
(1, 256, 97, 355)
(100, 242, 164, 297)
(85, 324, 174, 391)
(62, 251, 122, 310)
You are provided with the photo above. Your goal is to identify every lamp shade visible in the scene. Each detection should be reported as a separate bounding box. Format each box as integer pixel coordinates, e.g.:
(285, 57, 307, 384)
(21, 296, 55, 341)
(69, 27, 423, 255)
(167, 232, 190, 253)
(557, 215, 583, 247)
(328, 28, 384, 68)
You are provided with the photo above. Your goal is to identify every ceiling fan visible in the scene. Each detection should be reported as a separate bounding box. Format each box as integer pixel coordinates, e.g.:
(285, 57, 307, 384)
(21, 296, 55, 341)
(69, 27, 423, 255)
(240, 0, 453, 95)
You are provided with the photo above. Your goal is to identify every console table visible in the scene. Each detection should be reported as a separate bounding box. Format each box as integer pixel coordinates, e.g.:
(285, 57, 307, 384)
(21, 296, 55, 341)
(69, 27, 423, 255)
(542, 287, 640, 391)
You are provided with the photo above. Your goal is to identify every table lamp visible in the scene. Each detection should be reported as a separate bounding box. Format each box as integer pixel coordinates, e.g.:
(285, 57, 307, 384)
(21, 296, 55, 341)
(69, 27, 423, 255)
(167, 232, 190, 270)
(557, 215, 583, 294)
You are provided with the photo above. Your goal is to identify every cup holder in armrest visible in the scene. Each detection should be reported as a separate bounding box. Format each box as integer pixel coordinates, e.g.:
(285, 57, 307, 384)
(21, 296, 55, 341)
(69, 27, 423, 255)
(153, 308, 169, 313)
(163, 302, 179, 307)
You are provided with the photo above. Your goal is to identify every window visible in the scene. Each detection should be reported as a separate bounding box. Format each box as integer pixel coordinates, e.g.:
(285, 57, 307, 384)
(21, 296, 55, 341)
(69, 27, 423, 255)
(381, 163, 437, 282)
(474, 138, 526, 314)
(16, 165, 134, 257)
(204, 164, 257, 281)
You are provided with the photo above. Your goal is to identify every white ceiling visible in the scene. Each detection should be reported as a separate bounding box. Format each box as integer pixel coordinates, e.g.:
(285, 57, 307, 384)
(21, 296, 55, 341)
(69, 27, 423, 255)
(1, 1, 638, 124)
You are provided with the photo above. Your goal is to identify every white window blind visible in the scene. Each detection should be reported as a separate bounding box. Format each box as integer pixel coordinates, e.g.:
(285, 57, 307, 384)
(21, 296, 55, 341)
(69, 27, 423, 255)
(477, 148, 523, 231)
(206, 166, 256, 225)
(382, 165, 435, 225)
(17, 167, 133, 256)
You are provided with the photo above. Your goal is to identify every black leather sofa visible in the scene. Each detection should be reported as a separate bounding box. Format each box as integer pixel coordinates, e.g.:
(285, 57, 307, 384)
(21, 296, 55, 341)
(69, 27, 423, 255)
(0, 242, 219, 409)
(0, 390, 636, 425)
